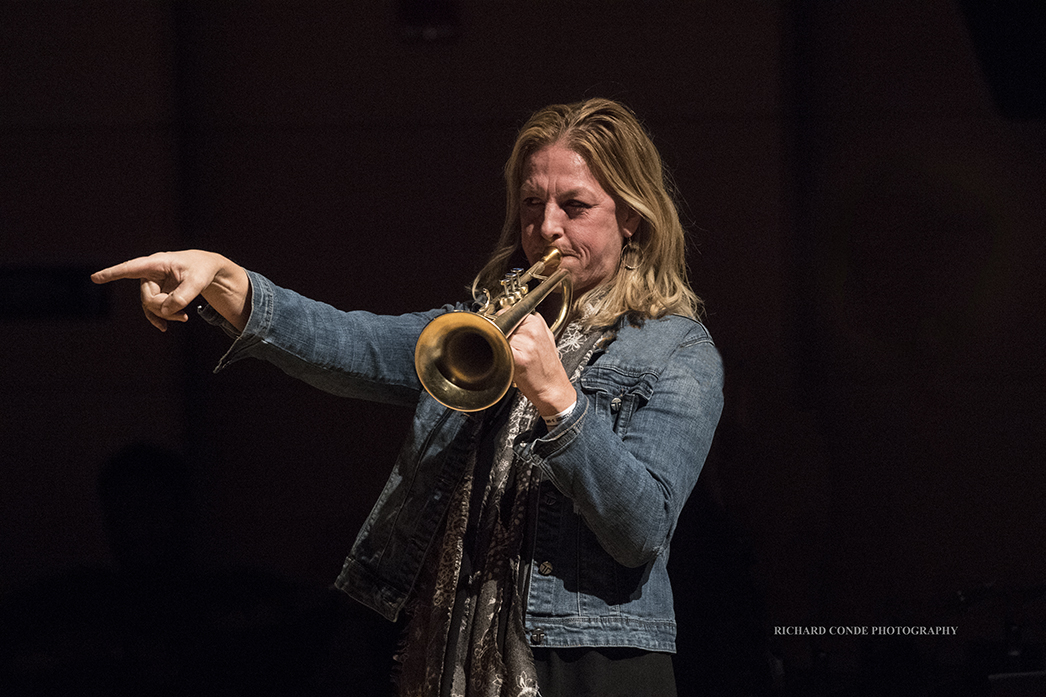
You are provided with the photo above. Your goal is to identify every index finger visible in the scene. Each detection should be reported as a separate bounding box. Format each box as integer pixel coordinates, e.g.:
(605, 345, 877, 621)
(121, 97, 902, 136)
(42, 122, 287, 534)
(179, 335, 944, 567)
(91, 256, 162, 284)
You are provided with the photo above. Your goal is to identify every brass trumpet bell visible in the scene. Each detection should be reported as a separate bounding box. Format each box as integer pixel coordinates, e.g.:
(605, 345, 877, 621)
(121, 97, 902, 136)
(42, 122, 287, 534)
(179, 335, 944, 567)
(414, 248, 572, 412)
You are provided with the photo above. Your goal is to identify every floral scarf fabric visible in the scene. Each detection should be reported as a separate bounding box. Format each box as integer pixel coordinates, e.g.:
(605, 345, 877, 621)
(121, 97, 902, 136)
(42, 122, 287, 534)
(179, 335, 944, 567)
(395, 318, 605, 697)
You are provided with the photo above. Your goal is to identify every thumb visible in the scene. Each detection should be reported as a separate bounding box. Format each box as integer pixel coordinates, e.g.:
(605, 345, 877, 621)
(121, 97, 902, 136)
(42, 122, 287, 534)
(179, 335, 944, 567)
(158, 288, 195, 319)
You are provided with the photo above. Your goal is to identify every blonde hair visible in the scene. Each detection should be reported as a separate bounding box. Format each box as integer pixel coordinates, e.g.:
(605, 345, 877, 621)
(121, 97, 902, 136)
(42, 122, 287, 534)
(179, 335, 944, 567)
(473, 98, 702, 327)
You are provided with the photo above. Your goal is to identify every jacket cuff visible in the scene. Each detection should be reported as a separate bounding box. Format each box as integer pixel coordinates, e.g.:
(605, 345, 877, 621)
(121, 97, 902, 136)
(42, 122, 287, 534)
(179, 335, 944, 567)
(518, 384, 588, 461)
(198, 270, 272, 372)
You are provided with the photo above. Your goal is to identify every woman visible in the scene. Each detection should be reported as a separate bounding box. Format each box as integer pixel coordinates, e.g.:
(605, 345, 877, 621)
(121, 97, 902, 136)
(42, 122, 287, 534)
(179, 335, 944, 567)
(93, 98, 724, 697)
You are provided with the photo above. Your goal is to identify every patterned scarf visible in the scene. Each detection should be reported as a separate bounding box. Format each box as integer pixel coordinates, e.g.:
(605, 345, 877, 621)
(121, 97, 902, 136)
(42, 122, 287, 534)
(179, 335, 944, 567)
(395, 318, 605, 697)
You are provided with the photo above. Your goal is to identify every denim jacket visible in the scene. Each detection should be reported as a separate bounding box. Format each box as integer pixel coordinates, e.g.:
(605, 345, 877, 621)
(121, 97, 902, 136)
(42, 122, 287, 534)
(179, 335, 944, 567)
(204, 270, 724, 653)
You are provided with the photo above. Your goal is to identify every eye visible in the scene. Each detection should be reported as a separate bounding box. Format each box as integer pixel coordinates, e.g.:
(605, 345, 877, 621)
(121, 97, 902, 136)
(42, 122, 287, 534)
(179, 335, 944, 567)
(521, 197, 543, 208)
(564, 200, 592, 216)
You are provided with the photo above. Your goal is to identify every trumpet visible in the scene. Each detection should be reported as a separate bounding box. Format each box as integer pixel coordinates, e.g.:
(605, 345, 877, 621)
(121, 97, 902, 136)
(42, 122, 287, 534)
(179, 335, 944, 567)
(414, 247, 573, 412)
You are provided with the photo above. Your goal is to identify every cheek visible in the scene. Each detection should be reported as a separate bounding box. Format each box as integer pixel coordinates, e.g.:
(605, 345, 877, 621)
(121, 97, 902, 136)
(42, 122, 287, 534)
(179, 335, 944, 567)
(519, 207, 534, 228)
(520, 222, 540, 245)
(582, 228, 622, 264)
(594, 248, 621, 277)
(520, 227, 543, 263)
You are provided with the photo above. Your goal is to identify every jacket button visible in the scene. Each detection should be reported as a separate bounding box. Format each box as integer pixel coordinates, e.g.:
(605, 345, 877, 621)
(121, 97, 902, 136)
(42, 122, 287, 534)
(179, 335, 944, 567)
(610, 397, 622, 413)
(538, 561, 554, 576)
(531, 628, 546, 645)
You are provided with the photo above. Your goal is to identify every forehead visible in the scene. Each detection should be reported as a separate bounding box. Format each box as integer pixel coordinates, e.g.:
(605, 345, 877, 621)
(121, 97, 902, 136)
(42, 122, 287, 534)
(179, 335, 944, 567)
(520, 144, 601, 191)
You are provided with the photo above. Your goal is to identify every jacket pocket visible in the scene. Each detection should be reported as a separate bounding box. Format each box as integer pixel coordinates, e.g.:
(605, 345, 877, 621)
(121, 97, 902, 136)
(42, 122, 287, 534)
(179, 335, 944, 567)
(579, 365, 655, 435)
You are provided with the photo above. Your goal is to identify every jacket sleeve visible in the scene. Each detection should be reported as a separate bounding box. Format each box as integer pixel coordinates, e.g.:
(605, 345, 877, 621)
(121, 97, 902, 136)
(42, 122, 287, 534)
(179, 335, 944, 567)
(515, 319, 724, 568)
(201, 270, 454, 407)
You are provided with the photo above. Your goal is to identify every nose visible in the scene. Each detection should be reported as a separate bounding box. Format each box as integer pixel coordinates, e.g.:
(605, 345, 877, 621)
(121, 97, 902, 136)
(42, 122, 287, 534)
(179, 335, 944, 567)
(539, 203, 565, 241)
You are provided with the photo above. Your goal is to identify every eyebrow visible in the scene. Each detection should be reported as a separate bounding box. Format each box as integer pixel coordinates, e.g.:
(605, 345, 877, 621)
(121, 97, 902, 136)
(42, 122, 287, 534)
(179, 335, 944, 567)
(519, 185, 596, 200)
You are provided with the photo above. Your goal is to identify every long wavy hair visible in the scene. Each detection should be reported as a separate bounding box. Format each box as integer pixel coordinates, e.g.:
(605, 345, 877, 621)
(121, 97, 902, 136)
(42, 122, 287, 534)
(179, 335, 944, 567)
(472, 98, 702, 328)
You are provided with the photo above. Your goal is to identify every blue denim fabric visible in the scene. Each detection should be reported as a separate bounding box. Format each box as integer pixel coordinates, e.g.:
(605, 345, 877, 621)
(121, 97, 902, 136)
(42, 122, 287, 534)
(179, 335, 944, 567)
(203, 270, 724, 653)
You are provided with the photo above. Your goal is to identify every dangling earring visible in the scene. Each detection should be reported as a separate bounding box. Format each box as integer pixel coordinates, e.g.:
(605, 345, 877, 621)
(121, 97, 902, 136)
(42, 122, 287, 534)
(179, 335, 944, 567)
(621, 238, 642, 271)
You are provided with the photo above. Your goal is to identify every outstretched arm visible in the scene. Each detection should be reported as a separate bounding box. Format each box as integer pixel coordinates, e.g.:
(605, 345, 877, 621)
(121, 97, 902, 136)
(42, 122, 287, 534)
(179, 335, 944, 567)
(92, 250, 251, 332)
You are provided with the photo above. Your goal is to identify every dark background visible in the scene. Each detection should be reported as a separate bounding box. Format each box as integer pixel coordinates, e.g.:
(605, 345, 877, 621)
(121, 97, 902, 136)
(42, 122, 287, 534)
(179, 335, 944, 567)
(2, 1, 1044, 695)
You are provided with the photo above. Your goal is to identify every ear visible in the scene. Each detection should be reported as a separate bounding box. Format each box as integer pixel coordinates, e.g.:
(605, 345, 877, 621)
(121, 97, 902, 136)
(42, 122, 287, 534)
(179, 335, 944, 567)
(620, 205, 641, 239)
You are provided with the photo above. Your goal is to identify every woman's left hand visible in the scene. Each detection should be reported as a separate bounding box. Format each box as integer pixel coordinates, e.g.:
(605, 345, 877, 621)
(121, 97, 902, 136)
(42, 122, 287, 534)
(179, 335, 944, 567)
(508, 313, 576, 418)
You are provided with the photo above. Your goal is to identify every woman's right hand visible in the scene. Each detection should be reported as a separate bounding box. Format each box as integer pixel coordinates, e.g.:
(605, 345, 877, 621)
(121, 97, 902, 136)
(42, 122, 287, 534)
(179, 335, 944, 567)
(91, 250, 251, 332)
